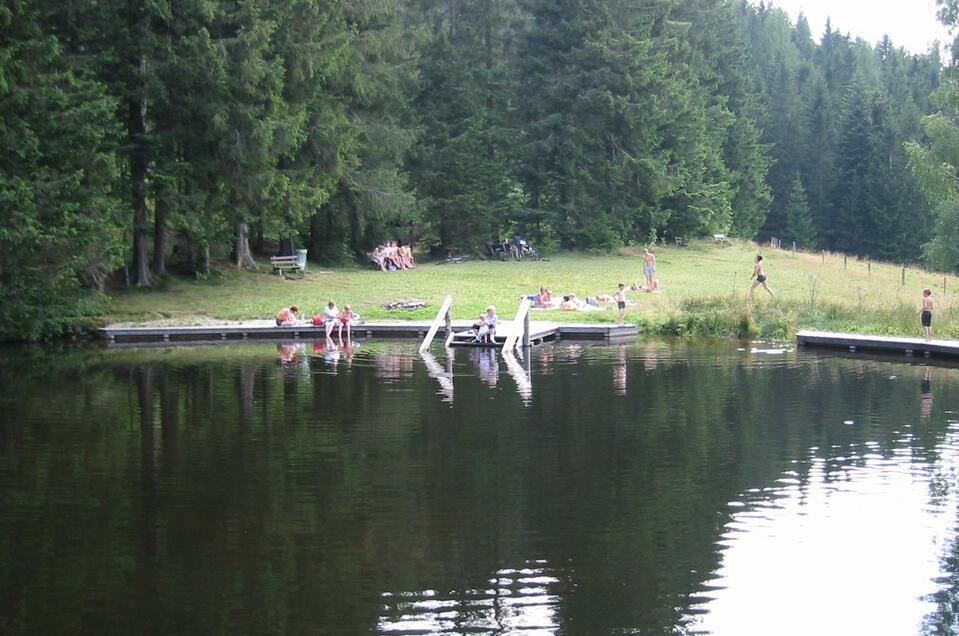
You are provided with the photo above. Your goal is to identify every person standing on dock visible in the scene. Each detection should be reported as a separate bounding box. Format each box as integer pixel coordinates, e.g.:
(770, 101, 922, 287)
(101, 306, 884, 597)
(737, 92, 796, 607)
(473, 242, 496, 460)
(643, 248, 656, 289)
(919, 288, 934, 341)
(750, 254, 774, 297)
(614, 283, 627, 327)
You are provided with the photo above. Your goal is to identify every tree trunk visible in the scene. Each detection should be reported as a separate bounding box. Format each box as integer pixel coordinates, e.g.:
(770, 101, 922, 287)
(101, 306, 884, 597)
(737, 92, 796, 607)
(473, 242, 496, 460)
(310, 213, 323, 259)
(348, 206, 363, 257)
(253, 218, 264, 254)
(279, 237, 295, 257)
(152, 194, 166, 277)
(235, 222, 258, 270)
(128, 0, 151, 287)
(201, 244, 210, 277)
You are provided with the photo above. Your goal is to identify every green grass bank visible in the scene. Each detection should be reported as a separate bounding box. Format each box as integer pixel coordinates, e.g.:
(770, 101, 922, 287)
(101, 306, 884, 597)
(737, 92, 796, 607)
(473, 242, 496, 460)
(104, 241, 959, 341)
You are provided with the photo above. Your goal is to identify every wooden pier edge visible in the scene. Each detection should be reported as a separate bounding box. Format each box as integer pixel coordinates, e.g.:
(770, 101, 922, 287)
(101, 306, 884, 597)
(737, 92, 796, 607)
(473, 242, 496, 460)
(98, 321, 639, 347)
(796, 329, 959, 359)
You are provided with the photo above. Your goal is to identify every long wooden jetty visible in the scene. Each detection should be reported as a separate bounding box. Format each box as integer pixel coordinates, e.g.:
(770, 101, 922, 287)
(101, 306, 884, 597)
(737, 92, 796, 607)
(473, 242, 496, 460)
(797, 330, 959, 359)
(99, 320, 637, 347)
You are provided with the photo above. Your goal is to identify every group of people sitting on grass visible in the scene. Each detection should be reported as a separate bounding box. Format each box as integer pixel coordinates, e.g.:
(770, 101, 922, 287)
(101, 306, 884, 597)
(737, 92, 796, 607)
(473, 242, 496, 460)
(370, 241, 415, 271)
(275, 300, 359, 342)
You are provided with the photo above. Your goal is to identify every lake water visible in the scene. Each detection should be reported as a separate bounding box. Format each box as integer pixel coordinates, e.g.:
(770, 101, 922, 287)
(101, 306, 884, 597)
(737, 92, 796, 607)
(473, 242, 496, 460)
(2, 338, 959, 635)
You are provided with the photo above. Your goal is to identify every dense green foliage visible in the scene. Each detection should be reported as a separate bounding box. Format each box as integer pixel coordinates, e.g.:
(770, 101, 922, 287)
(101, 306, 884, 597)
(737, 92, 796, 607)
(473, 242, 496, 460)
(0, 0, 951, 338)
(907, 0, 959, 273)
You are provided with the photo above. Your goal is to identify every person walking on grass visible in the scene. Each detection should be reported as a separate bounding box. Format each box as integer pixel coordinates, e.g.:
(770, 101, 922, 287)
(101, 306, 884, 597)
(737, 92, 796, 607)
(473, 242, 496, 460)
(919, 288, 934, 342)
(643, 248, 657, 289)
(614, 283, 627, 327)
(750, 254, 774, 297)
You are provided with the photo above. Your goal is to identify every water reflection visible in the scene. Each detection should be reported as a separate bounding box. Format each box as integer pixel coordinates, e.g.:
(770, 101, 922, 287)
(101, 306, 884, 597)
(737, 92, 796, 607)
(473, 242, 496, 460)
(378, 561, 562, 634)
(923, 367, 934, 425)
(2, 341, 959, 635)
(375, 345, 416, 380)
(613, 344, 627, 395)
(472, 348, 500, 388)
(422, 349, 455, 403)
(503, 350, 532, 404)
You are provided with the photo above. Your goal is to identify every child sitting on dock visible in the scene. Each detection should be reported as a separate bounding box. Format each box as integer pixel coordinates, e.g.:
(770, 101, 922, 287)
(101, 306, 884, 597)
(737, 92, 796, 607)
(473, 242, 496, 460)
(276, 306, 300, 326)
(338, 304, 356, 343)
(473, 313, 489, 343)
(485, 306, 499, 341)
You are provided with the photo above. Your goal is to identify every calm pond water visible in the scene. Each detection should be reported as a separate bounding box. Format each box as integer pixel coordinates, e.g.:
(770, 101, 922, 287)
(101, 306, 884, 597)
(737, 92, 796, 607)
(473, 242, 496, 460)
(2, 338, 959, 635)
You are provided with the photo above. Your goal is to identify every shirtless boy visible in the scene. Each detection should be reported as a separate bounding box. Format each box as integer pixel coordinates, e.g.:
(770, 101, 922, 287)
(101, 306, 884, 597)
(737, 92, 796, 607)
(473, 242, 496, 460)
(750, 254, 774, 297)
(643, 249, 656, 289)
(614, 283, 627, 327)
(919, 288, 933, 341)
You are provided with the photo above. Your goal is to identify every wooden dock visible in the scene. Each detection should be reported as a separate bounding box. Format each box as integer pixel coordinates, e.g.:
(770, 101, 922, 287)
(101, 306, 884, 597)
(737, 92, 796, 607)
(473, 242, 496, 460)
(99, 320, 637, 347)
(796, 330, 959, 359)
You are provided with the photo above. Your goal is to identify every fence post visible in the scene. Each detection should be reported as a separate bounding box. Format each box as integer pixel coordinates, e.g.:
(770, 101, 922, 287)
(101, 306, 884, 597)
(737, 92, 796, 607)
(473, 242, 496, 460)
(843, 254, 847, 269)
(945, 276, 948, 294)
(867, 260, 871, 273)
(901, 266, 906, 286)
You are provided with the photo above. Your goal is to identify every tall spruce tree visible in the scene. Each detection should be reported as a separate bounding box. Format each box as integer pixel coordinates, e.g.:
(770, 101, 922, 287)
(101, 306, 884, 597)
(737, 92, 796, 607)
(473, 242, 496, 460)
(0, 0, 123, 339)
(783, 175, 817, 249)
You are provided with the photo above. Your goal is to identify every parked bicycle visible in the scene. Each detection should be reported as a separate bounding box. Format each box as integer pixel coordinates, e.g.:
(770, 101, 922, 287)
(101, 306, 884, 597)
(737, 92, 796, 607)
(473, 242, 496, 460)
(488, 237, 541, 261)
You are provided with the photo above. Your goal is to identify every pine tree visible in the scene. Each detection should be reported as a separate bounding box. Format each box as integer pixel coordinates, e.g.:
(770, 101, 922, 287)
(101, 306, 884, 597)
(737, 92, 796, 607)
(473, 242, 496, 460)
(0, 0, 123, 339)
(783, 175, 817, 249)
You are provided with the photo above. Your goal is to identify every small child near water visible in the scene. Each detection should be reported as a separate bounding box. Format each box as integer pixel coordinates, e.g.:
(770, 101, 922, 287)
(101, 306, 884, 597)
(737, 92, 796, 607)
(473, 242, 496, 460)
(613, 283, 627, 327)
(474, 314, 489, 343)
(338, 304, 355, 343)
(919, 288, 933, 342)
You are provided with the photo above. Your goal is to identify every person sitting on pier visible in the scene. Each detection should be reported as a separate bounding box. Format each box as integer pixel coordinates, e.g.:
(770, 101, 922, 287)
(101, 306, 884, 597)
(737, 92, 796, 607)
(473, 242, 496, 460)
(474, 313, 489, 343)
(276, 306, 300, 326)
(323, 300, 339, 338)
(338, 304, 356, 343)
(485, 306, 499, 341)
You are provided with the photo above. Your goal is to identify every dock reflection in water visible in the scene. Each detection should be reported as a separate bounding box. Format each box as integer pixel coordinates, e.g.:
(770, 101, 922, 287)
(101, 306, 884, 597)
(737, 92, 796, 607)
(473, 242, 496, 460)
(2, 340, 959, 634)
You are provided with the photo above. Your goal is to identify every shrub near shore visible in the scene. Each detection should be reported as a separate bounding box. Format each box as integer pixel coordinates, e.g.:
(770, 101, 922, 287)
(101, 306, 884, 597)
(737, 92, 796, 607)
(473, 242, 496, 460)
(98, 241, 959, 343)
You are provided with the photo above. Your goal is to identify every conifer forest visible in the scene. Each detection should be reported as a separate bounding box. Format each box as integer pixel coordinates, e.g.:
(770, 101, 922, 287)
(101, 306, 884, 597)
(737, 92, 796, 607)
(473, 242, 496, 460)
(4, 0, 959, 338)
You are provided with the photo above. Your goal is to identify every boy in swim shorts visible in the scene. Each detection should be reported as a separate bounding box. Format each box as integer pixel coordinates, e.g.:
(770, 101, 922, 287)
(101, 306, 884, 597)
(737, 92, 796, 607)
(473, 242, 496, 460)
(919, 288, 933, 341)
(750, 254, 774, 297)
(643, 248, 656, 289)
(614, 283, 627, 327)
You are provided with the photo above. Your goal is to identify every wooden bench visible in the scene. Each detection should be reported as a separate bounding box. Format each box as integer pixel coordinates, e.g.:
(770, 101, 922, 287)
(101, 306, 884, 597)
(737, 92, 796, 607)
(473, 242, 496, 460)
(713, 233, 728, 244)
(271, 251, 307, 276)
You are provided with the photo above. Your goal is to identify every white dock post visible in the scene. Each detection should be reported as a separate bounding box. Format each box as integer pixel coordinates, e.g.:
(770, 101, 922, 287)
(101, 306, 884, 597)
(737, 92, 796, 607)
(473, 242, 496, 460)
(523, 306, 531, 349)
(419, 295, 453, 353)
(502, 298, 531, 351)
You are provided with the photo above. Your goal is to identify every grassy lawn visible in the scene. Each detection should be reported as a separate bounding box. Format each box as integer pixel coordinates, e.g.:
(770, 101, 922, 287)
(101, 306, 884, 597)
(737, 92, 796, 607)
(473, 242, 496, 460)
(104, 240, 959, 340)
